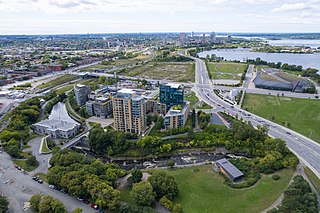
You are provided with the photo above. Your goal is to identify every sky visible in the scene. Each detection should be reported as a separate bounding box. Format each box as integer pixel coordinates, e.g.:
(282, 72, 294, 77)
(0, 0, 320, 34)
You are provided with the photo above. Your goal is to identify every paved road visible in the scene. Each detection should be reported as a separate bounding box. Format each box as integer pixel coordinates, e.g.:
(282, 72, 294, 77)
(24, 137, 51, 175)
(183, 54, 320, 179)
(0, 152, 95, 213)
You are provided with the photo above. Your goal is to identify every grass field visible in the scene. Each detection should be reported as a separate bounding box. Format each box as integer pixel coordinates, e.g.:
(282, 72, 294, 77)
(81, 54, 152, 72)
(53, 78, 98, 95)
(242, 94, 320, 143)
(37, 74, 79, 89)
(196, 101, 213, 110)
(207, 62, 247, 80)
(41, 138, 51, 153)
(184, 91, 199, 109)
(35, 173, 48, 182)
(260, 73, 281, 81)
(276, 72, 302, 81)
(305, 167, 320, 195)
(167, 166, 294, 213)
(120, 189, 134, 204)
(135, 62, 195, 82)
(14, 159, 39, 172)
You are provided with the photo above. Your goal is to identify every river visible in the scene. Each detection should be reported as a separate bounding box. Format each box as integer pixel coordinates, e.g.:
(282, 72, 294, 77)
(198, 48, 320, 70)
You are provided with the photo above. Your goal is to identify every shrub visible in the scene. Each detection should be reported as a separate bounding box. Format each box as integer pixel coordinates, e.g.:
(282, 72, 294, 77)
(159, 196, 174, 210)
(272, 174, 280, 180)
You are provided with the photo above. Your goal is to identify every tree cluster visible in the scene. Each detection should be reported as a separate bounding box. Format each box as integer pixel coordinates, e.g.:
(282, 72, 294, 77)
(0, 97, 41, 158)
(47, 149, 125, 210)
(88, 127, 137, 156)
(0, 194, 9, 213)
(45, 93, 67, 114)
(269, 175, 318, 213)
(128, 171, 181, 212)
(155, 50, 192, 62)
(247, 58, 303, 72)
(30, 194, 66, 213)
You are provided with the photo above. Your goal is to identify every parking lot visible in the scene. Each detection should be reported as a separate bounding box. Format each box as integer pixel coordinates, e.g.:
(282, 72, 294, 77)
(0, 151, 95, 212)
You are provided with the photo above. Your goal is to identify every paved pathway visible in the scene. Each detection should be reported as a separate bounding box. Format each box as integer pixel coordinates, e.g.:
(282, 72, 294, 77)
(24, 137, 51, 175)
(261, 163, 320, 212)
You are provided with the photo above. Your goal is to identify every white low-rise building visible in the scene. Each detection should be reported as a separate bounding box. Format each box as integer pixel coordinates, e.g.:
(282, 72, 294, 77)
(32, 119, 80, 139)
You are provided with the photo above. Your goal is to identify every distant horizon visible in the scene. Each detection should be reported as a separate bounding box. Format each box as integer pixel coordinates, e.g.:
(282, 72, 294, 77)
(1, 32, 320, 36)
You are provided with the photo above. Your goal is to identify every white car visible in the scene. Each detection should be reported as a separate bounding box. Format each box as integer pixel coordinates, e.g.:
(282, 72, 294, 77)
(49, 185, 55, 189)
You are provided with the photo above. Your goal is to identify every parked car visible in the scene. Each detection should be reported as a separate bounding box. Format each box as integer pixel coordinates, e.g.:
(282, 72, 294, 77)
(32, 177, 39, 181)
(90, 204, 98, 210)
(49, 185, 54, 189)
(37, 179, 43, 184)
(77, 197, 84, 201)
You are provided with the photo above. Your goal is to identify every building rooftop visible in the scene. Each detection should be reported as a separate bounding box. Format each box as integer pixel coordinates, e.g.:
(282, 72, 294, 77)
(34, 119, 80, 131)
(96, 96, 109, 102)
(216, 158, 244, 180)
(118, 88, 136, 94)
(165, 101, 190, 116)
(165, 83, 183, 89)
(75, 84, 87, 88)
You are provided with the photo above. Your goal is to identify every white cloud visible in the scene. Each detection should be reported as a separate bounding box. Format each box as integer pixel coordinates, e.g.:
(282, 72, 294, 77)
(273, 3, 310, 12)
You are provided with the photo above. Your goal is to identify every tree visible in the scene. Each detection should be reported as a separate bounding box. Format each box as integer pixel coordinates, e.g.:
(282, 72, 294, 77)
(148, 171, 178, 200)
(191, 108, 196, 128)
(4, 145, 21, 158)
(38, 195, 66, 213)
(172, 204, 183, 213)
(0, 195, 9, 213)
(271, 175, 318, 213)
(131, 169, 143, 184)
(71, 208, 83, 213)
(98, 76, 106, 84)
(30, 194, 66, 213)
(159, 196, 173, 210)
(26, 155, 38, 167)
(130, 181, 155, 206)
(146, 114, 153, 126)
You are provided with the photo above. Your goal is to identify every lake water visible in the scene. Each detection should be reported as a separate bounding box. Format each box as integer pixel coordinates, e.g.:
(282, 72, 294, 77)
(49, 102, 78, 124)
(198, 48, 320, 70)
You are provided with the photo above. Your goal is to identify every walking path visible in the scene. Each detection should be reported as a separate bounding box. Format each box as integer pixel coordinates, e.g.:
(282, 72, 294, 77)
(261, 163, 320, 212)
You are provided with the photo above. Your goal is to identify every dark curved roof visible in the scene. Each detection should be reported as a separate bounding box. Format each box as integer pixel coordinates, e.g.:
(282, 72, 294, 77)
(253, 73, 293, 91)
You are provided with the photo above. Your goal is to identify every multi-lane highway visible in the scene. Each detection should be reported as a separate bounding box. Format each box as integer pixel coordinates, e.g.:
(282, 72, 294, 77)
(189, 55, 320, 178)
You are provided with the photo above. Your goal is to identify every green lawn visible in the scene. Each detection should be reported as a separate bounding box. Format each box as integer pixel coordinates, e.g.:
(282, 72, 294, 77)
(136, 62, 195, 82)
(54, 85, 74, 95)
(14, 159, 39, 172)
(41, 138, 52, 153)
(120, 188, 135, 205)
(196, 101, 213, 110)
(37, 74, 79, 89)
(185, 91, 199, 109)
(304, 167, 320, 195)
(35, 173, 48, 182)
(207, 62, 247, 80)
(167, 165, 294, 213)
(242, 94, 320, 143)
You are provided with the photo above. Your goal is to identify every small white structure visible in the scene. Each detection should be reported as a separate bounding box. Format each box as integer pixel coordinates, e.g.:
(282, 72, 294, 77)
(229, 89, 239, 101)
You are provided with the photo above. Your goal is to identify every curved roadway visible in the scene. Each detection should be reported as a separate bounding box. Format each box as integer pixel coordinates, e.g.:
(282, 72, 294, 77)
(187, 54, 320, 179)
